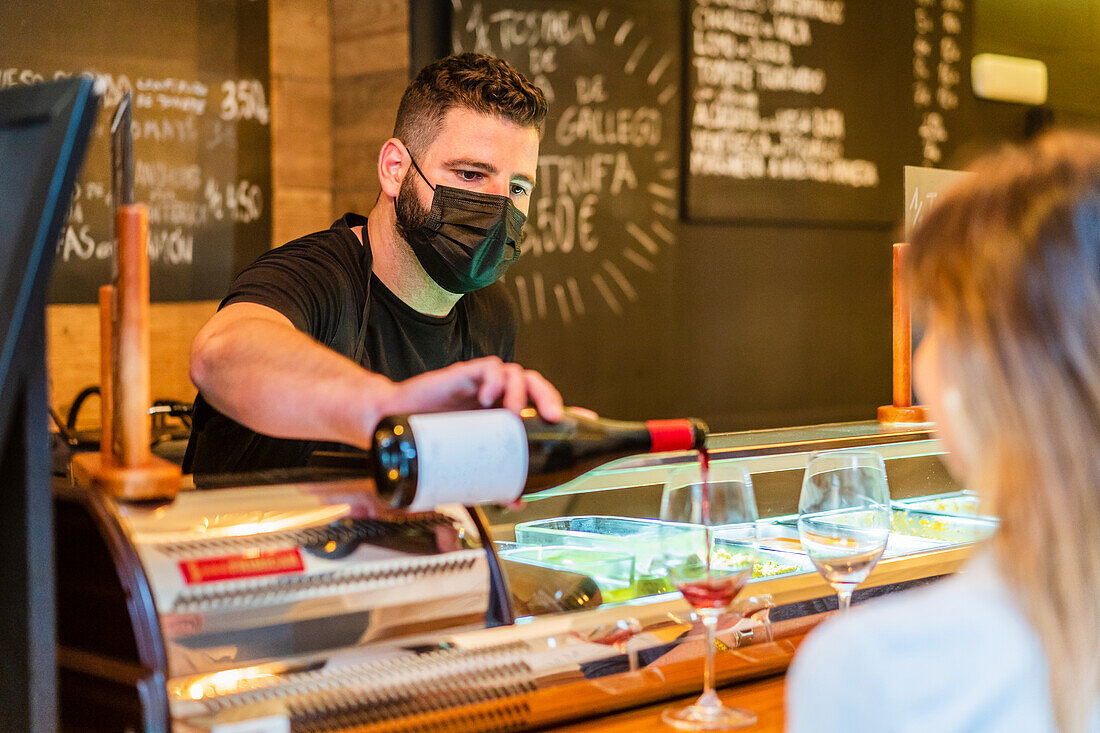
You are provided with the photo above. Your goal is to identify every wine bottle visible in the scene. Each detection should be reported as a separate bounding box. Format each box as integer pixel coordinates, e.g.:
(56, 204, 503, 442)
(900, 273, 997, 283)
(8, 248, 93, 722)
(499, 558, 604, 615)
(372, 407, 707, 511)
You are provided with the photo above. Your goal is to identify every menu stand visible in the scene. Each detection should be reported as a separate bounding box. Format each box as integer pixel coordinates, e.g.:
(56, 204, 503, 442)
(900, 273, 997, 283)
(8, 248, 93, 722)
(71, 205, 181, 501)
(878, 242, 930, 425)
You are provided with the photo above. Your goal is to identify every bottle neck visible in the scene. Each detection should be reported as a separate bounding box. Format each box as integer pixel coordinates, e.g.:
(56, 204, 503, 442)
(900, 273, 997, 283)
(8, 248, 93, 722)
(645, 418, 707, 452)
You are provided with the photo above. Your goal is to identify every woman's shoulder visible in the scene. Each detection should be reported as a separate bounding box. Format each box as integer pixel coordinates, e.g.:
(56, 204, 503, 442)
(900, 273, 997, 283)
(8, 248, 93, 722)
(786, 553, 1056, 732)
(799, 553, 1031, 667)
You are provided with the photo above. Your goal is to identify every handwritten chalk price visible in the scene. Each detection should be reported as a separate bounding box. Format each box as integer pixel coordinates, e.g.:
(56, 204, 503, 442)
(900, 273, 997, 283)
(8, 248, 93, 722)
(220, 79, 270, 124)
(204, 178, 264, 224)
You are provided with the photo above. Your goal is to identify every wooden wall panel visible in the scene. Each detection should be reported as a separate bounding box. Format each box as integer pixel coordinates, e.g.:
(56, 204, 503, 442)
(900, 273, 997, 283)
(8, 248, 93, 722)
(273, 187, 336, 250)
(331, 0, 409, 215)
(331, 0, 407, 37)
(46, 0, 341, 430)
(47, 302, 219, 430)
(332, 71, 409, 213)
(271, 0, 334, 242)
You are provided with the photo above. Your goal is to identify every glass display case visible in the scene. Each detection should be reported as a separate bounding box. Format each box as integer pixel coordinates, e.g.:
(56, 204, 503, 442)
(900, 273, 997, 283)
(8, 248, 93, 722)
(55, 421, 991, 732)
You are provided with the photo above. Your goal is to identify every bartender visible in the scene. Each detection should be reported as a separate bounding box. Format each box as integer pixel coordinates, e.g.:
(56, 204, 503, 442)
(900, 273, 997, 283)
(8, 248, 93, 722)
(183, 53, 564, 474)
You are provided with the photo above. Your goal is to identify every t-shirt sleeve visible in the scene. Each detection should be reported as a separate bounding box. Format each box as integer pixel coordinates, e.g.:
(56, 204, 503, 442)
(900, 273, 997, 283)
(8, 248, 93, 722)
(221, 238, 351, 344)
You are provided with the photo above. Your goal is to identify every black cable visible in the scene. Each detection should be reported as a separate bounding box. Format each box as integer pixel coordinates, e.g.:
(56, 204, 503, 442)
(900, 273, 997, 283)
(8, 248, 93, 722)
(66, 385, 101, 432)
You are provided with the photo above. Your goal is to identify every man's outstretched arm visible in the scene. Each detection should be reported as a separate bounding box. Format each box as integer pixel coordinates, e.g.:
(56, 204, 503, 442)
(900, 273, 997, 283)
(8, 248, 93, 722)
(189, 302, 563, 451)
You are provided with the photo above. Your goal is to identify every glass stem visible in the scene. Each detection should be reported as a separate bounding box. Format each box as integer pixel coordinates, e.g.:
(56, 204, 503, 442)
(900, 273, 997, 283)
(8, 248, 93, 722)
(837, 588, 854, 613)
(700, 609, 720, 703)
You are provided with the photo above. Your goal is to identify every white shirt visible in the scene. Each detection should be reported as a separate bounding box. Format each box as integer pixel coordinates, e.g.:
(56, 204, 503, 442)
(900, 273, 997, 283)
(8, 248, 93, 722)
(785, 553, 1100, 732)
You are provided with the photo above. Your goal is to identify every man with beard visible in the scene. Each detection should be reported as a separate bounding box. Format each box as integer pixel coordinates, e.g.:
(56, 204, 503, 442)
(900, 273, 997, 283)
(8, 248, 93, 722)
(184, 53, 563, 474)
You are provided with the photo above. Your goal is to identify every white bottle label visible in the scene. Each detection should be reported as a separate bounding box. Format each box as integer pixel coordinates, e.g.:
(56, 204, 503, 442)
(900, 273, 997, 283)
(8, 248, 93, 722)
(406, 409, 529, 511)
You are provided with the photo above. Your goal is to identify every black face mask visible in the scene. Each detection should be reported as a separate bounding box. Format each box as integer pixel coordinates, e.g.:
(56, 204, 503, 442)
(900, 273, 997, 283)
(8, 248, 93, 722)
(395, 152, 526, 294)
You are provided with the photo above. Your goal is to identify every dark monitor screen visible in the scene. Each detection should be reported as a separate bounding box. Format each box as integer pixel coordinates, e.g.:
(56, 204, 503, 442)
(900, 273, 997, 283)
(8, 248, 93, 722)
(0, 76, 98, 732)
(0, 77, 99, 397)
(0, 75, 97, 387)
(0, 124, 50, 253)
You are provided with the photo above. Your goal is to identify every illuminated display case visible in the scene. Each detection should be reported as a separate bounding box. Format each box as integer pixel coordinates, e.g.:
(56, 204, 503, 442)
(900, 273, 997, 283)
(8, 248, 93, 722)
(56, 421, 987, 732)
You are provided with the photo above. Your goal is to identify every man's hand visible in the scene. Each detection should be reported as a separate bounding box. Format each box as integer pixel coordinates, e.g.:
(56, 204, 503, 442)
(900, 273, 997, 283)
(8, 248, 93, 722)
(387, 356, 564, 422)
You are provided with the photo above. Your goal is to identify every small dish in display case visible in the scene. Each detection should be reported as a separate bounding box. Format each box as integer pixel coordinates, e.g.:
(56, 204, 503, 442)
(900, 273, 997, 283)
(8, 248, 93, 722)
(516, 516, 676, 567)
(894, 491, 997, 522)
(496, 544, 636, 601)
(890, 508, 997, 543)
(515, 516, 814, 604)
(742, 520, 946, 560)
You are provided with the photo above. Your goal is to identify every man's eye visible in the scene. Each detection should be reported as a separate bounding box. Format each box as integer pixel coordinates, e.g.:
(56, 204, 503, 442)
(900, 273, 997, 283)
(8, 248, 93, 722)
(511, 184, 531, 197)
(456, 170, 483, 183)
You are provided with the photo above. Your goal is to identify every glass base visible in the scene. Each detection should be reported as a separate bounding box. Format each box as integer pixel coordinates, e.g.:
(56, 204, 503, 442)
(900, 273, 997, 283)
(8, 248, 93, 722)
(661, 702, 757, 730)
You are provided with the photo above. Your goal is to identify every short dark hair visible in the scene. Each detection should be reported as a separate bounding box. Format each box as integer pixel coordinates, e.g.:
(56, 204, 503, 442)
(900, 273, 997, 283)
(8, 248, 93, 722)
(393, 53, 549, 155)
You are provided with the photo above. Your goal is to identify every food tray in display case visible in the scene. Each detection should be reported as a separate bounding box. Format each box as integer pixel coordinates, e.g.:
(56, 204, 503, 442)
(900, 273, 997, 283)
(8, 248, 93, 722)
(497, 543, 637, 602)
(732, 520, 947, 560)
(514, 516, 681, 578)
(709, 540, 814, 580)
(889, 507, 997, 544)
(514, 516, 815, 596)
(894, 491, 997, 522)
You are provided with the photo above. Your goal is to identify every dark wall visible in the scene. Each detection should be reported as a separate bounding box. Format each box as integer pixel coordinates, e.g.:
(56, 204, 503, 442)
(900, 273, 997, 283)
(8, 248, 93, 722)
(417, 0, 1100, 432)
(672, 222, 893, 430)
(671, 0, 1100, 432)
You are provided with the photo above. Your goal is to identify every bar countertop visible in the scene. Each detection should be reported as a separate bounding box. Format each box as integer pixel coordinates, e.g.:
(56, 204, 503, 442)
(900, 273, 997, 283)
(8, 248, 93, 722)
(553, 674, 788, 732)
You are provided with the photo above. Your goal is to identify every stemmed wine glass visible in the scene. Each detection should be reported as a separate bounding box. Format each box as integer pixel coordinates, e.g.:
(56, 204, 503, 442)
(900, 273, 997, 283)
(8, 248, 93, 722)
(659, 460, 758, 730)
(797, 449, 891, 613)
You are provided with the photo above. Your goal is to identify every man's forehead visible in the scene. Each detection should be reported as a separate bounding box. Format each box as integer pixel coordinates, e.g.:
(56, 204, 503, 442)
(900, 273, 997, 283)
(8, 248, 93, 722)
(426, 107, 540, 175)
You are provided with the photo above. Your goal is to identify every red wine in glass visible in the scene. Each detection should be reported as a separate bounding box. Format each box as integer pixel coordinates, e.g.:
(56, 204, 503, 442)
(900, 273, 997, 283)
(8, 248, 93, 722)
(659, 455, 758, 729)
(677, 573, 749, 610)
(700, 447, 711, 523)
(700, 447, 713, 575)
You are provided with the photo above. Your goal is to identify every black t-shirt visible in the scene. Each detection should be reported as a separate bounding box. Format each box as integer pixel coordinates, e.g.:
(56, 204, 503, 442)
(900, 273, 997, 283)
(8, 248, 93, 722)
(184, 213, 517, 474)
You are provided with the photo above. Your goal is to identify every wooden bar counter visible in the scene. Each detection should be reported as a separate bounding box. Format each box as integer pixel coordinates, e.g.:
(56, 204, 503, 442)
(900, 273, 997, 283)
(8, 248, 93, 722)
(55, 421, 971, 731)
(557, 674, 789, 732)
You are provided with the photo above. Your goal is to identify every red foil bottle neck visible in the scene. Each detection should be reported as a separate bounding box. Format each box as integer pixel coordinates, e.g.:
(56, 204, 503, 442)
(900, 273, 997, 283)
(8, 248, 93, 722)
(645, 419, 699, 452)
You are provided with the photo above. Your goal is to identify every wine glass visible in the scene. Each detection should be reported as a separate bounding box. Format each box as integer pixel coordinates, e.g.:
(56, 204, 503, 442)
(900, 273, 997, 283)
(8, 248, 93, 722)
(658, 460, 758, 730)
(797, 449, 891, 613)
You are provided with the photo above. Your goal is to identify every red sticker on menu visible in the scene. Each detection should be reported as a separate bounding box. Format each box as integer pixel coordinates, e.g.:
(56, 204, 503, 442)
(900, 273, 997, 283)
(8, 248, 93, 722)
(179, 548, 305, 584)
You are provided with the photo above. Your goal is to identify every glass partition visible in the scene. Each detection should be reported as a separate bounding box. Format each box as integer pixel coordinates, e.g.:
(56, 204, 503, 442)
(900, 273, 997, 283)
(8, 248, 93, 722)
(483, 421, 981, 617)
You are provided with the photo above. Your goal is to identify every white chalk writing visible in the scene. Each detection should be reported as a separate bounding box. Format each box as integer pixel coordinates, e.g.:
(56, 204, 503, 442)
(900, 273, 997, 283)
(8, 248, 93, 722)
(689, 0, 878, 189)
(913, 0, 964, 165)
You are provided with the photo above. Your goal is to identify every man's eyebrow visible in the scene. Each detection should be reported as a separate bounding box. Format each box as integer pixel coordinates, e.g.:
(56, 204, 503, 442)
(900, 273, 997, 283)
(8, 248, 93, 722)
(442, 158, 497, 174)
(442, 157, 535, 186)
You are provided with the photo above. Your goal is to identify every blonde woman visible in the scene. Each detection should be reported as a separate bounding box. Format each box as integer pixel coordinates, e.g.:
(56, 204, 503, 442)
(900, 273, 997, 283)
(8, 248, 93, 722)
(786, 132, 1100, 732)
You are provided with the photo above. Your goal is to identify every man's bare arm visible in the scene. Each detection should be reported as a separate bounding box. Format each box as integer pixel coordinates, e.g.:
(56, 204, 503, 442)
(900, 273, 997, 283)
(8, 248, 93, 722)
(189, 302, 563, 451)
(189, 302, 395, 450)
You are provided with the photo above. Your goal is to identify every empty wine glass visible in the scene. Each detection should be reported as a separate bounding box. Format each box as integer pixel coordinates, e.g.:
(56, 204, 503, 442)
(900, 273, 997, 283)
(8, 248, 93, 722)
(797, 449, 891, 613)
(659, 459, 758, 730)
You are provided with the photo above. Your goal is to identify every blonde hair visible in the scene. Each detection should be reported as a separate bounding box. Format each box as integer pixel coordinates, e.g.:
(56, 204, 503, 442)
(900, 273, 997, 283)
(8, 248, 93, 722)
(910, 131, 1100, 732)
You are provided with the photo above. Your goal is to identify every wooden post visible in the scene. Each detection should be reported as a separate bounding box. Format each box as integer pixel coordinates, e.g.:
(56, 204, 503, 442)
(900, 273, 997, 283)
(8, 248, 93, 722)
(878, 243, 929, 424)
(71, 205, 181, 500)
(113, 205, 152, 469)
(98, 285, 114, 463)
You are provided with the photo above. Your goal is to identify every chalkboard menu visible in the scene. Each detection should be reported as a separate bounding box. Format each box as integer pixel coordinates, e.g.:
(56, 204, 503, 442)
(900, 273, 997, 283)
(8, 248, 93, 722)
(453, 0, 681, 327)
(452, 0, 683, 416)
(1, 0, 272, 303)
(686, 0, 971, 224)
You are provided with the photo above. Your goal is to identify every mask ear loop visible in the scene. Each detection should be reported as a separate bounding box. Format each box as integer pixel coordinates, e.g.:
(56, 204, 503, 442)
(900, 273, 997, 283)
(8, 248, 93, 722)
(401, 142, 436, 191)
